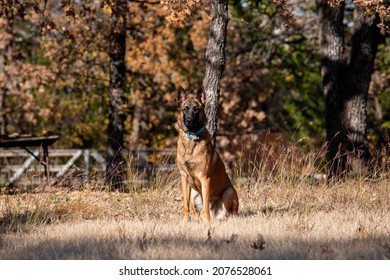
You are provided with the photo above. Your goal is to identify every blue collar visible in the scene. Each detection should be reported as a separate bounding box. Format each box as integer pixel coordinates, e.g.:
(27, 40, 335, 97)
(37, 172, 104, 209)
(184, 127, 205, 141)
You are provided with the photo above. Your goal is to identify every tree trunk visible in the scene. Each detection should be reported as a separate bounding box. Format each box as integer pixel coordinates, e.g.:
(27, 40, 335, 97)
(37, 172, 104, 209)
(105, 0, 127, 190)
(0, 0, 14, 136)
(203, 0, 229, 145)
(0, 46, 8, 136)
(317, 0, 345, 177)
(317, 1, 380, 179)
(130, 89, 142, 146)
(0, 92, 5, 135)
(341, 8, 379, 172)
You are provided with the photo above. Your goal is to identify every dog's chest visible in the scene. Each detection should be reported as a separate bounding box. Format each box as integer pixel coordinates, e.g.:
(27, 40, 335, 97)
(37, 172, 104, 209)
(177, 151, 201, 171)
(177, 140, 206, 171)
(183, 158, 201, 171)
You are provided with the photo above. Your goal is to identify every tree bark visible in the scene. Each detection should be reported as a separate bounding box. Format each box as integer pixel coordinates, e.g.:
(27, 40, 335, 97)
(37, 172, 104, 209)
(105, 0, 127, 189)
(0, 0, 14, 136)
(317, 1, 380, 178)
(0, 44, 9, 136)
(203, 0, 229, 146)
(341, 8, 379, 170)
(317, 0, 345, 177)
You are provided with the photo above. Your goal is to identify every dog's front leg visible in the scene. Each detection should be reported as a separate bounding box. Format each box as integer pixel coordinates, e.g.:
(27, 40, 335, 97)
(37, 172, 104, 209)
(180, 172, 191, 220)
(200, 177, 211, 222)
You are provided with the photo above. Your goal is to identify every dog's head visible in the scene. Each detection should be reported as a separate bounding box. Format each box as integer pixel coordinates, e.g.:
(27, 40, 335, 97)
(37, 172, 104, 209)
(177, 86, 206, 133)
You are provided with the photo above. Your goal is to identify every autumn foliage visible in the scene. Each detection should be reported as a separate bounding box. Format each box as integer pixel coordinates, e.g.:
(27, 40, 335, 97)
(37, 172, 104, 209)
(0, 0, 389, 162)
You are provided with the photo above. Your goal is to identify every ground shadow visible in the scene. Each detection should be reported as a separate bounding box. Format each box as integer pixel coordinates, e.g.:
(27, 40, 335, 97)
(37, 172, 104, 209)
(1, 230, 390, 260)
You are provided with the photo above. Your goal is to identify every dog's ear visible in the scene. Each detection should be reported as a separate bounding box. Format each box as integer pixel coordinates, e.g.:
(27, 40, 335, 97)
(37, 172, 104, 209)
(177, 86, 187, 107)
(196, 86, 206, 105)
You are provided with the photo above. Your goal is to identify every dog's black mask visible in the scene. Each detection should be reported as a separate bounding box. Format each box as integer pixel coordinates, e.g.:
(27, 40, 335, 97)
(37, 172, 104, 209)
(177, 86, 206, 133)
(183, 102, 202, 132)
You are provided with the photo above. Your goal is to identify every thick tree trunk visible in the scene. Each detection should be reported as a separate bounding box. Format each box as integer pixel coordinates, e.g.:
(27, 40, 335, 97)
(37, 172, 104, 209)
(341, 8, 379, 171)
(203, 0, 229, 145)
(105, 0, 127, 189)
(317, 0, 345, 177)
(317, 1, 380, 179)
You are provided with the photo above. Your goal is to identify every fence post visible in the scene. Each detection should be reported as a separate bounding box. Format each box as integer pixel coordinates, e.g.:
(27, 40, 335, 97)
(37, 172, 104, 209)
(84, 149, 90, 185)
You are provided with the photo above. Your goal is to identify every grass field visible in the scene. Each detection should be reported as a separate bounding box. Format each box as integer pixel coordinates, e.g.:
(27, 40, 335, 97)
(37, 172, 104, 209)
(1, 149, 389, 260)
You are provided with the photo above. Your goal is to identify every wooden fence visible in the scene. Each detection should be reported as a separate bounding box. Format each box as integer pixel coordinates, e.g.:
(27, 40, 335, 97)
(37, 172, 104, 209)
(0, 149, 176, 187)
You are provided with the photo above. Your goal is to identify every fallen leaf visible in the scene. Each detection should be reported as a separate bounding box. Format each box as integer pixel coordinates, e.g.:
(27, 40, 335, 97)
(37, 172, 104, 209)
(251, 234, 266, 250)
(225, 233, 238, 244)
(358, 226, 369, 238)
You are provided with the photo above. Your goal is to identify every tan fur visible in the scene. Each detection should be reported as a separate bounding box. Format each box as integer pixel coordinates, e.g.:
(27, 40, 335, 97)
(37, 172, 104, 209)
(176, 86, 238, 222)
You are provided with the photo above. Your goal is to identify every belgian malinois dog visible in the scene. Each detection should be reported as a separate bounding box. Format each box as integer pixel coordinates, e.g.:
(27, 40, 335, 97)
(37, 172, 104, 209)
(176, 86, 239, 222)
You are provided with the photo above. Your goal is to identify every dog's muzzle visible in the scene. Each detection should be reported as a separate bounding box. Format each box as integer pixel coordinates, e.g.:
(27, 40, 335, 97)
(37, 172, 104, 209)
(185, 117, 195, 127)
(184, 111, 199, 130)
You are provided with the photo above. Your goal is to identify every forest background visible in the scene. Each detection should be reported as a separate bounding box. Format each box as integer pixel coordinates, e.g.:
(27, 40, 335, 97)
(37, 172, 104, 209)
(0, 0, 389, 178)
(1, 0, 390, 261)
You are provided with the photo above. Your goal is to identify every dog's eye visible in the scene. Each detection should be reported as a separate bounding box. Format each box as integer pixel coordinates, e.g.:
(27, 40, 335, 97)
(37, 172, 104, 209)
(183, 107, 189, 112)
(193, 107, 199, 113)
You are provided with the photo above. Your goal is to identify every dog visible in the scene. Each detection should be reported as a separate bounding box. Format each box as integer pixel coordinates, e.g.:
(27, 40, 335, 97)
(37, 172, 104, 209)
(176, 86, 239, 222)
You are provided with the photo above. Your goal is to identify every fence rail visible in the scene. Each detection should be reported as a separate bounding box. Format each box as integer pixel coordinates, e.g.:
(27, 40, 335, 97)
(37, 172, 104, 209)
(0, 148, 176, 187)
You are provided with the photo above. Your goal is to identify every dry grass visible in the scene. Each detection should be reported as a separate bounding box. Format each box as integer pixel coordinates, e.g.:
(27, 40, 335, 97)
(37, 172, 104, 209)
(0, 147, 389, 260)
